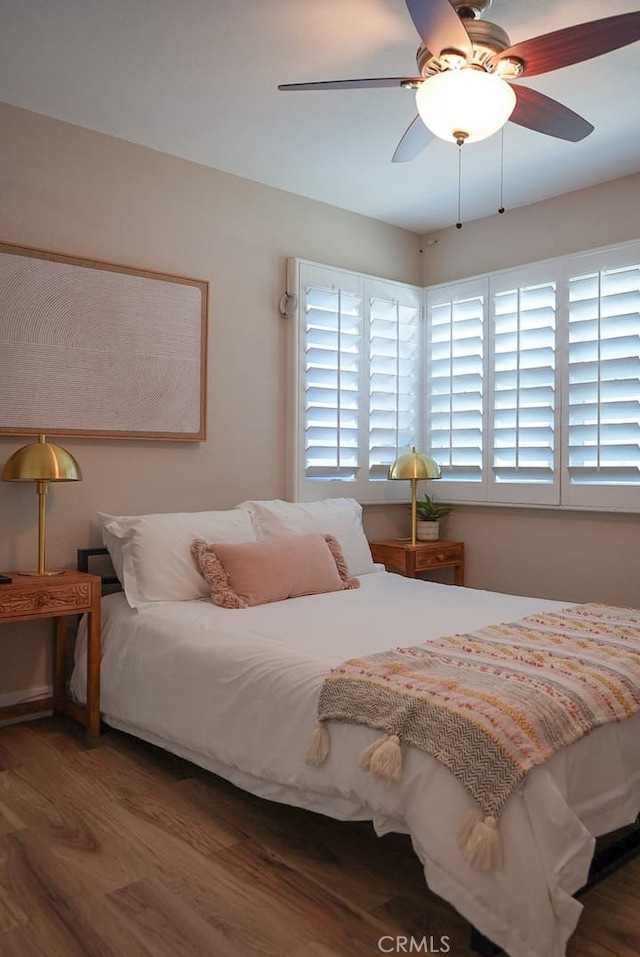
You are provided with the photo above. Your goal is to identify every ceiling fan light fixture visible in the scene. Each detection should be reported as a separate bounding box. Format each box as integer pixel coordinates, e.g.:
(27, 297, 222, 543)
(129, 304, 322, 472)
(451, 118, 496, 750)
(415, 68, 516, 144)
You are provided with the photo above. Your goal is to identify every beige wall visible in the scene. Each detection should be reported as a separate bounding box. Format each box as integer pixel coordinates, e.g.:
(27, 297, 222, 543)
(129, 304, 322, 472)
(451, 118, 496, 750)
(0, 103, 420, 699)
(363, 504, 639, 606)
(415, 172, 640, 609)
(421, 171, 640, 285)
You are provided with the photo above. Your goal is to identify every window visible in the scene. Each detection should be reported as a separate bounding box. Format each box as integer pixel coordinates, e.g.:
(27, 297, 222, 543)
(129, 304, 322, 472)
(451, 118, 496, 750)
(287, 261, 421, 502)
(425, 265, 561, 505)
(426, 279, 486, 499)
(368, 283, 421, 482)
(288, 241, 640, 511)
(303, 280, 362, 482)
(564, 247, 640, 510)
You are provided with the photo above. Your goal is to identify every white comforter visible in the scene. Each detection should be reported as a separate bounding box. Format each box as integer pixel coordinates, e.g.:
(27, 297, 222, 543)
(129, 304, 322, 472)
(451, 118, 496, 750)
(71, 573, 640, 957)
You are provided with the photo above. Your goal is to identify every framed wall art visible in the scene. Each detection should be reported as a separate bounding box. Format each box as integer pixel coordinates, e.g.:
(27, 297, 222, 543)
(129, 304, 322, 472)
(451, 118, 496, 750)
(0, 241, 208, 441)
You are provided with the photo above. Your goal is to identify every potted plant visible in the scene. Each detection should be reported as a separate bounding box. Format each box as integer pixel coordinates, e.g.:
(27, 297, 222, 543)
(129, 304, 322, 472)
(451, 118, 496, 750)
(415, 493, 453, 541)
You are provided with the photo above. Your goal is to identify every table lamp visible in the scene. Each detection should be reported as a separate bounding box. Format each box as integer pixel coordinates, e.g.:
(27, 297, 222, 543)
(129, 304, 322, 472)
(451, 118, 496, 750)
(2, 433, 82, 576)
(388, 446, 441, 547)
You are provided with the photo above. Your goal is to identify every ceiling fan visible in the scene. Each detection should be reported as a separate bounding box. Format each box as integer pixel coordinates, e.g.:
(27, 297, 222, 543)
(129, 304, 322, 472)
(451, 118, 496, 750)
(278, 0, 640, 162)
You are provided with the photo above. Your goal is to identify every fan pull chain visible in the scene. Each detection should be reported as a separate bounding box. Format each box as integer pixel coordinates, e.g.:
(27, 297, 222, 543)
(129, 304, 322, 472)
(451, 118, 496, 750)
(499, 127, 505, 215)
(456, 138, 464, 230)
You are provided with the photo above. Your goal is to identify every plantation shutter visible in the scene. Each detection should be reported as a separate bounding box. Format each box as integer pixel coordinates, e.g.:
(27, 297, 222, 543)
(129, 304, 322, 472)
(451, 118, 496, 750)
(489, 268, 559, 504)
(303, 276, 363, 481)
(425, 279, 486, 499)
(289, 260, 421, 502)
(289, 242, 640, 511)
(368, 281, 421, 480)
(565, 253, 640, 508)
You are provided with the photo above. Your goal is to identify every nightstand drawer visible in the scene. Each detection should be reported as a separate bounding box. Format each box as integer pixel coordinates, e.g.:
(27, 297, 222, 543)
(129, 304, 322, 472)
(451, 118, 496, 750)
(0, 578, 92, 618)
(415, 543, 463, 571)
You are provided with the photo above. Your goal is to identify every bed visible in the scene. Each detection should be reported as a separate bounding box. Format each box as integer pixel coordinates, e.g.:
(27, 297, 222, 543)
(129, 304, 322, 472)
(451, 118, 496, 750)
(70, 499, 640, 957)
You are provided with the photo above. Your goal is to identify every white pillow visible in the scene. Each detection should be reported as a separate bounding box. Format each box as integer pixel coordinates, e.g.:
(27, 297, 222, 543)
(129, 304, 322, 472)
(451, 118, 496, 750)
(239, 498, 376, 577)
(99, 509, 258, 608)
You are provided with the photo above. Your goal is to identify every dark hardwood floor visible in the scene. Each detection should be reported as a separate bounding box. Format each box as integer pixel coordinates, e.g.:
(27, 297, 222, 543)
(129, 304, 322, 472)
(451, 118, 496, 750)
(0, 717, 638, 956)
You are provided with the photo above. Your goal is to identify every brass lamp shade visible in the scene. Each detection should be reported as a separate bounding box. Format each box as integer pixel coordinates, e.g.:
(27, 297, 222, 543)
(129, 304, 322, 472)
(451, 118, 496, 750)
(388, 446, 441, 547)
(2, 434, 82, 576)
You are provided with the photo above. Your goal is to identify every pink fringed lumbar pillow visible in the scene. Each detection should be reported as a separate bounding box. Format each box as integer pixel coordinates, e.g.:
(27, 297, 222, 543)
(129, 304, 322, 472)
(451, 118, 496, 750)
(192, 533, 360, 609)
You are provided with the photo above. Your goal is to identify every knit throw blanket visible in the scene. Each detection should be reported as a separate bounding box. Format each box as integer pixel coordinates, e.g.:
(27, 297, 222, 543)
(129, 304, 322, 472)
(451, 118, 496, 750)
(305, 603, 640, 869)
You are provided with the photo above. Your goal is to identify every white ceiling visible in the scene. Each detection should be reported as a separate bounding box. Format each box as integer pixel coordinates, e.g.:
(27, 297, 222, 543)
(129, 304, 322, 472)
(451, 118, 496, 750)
(1, 0, 639, 233)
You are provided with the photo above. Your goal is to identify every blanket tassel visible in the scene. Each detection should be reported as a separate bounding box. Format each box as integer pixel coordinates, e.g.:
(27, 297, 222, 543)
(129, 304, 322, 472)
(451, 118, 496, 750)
(360, 733, 403, 782)
(359, 735, 385, 771)
(305, 721, 330, 766)
(458, 806, 502, 870)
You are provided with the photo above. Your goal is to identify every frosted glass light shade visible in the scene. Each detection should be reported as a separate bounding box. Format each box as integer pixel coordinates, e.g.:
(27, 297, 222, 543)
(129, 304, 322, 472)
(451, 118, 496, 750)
(416, 69, 516, 144)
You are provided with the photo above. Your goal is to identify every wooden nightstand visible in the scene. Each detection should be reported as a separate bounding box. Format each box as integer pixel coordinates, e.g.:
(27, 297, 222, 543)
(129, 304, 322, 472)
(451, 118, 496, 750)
(0, 569, 101, 741)
(369, 539, 465, 585)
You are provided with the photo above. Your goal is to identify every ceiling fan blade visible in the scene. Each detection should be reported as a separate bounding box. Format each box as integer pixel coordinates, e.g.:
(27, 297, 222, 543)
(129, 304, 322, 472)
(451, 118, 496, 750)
(405, 0, 472, 58)
(278, 77, 422, 92)
(509, 85, 594, 142)
(392, 115, 434, 163)
(490, 12, 640, 78)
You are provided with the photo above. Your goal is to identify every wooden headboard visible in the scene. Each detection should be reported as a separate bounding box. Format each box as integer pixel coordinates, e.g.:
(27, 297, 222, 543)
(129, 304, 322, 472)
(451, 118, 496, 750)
(77, 547, 121, 593)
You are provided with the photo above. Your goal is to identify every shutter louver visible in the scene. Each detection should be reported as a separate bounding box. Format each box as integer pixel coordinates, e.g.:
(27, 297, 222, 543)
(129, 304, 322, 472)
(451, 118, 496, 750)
(568, 263, 640, 487)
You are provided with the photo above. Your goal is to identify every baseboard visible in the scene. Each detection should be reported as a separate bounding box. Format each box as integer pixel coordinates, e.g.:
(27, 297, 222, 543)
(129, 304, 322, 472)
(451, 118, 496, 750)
(0, 684, 52, 708)
(0, 685, 54, 727)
